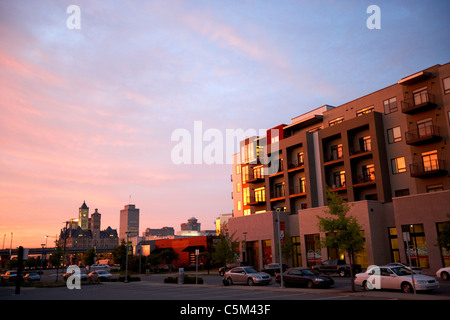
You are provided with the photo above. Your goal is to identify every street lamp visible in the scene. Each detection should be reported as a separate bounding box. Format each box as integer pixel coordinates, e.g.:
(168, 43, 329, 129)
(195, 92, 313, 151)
(125, 231, 132, 283)
(275, 207, 284, 288)
(242, 232, 247, 265)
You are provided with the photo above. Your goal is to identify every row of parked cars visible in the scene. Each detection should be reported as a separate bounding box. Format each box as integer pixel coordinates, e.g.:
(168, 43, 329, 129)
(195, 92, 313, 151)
(221, 261, 450, 293)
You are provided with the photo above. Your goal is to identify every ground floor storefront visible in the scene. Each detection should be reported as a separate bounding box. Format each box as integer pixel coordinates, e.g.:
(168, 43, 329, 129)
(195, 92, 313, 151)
(227, 190, 450, 274)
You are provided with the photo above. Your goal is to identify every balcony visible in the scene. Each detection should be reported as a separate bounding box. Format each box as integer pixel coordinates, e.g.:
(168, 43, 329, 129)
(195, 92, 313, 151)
(289, 185, 306, 198)
(287, 160, 304, 172)
(353, 174, 376, 188)
(246, 170, 265, 183)
(410, 159, 447, 178)
(247, 195, 266, 206)
(270, 189, 285, 201)
(401, 92, 436, 114)
(405, 125, 442, 146)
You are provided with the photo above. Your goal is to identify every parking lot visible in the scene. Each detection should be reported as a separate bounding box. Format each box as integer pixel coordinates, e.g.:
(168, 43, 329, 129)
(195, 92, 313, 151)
(1, 270, 450, 301)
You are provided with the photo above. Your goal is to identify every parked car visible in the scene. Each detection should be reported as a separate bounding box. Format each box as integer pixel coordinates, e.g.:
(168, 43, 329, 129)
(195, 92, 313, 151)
(224, 266, 271, 286)
(276, 267, 334, 288)
(23, 272, 41, 282)
(87, 264, 111, 271)
(219, 262, 242, 276)
(1, 270, 18, 282)
(355, 265, 439, 293)
(386, 262, 422, 274)
(436, 266, 450, 281)
(262, 263, 288, 276)
(63, 269, 88, 282)
(312, 259, 361, 277)
(88, 270, 113, 282)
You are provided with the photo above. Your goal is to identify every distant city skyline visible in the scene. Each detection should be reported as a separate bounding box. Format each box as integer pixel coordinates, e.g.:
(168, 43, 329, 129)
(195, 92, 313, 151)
(1, 1, 449, 248)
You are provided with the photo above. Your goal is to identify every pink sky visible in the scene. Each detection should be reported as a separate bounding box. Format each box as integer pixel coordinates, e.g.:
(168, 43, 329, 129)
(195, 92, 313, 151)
(1, 1, 449, 249)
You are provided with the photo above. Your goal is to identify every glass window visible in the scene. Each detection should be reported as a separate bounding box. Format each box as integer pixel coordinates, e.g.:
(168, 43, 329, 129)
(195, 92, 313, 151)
(333, 171, 346, 188)
(388, 227, 400, 262)
(331, 144, 343, 160)
(391, 157, 406, 174)
(422, 150, 439, 172)
(416, 118, 433, 138)
(329, 117, 344, 126)
(443, 77, 450, 95)
(362, 164, 375, 182)
(384, 97, 398, 114)
(394, 189, 410, 197)
(436, 222, 450, 267)
(305, 234, 322, 267)
(413, 87, 429, 105)
(426, 184, 443, 193)
(402, 224, 429, 268)
(387, 126, 402, 143)
(356, 106, 374, 117)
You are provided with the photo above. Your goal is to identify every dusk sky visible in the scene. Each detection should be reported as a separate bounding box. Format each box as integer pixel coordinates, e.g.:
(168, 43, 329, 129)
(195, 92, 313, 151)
(1, 0, 449, 249)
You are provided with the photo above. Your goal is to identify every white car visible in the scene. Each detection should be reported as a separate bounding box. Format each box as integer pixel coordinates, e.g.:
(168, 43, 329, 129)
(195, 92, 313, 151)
(88, 270, 113, 282)
(355, 265, 439, 293)
(436, 267, 450, 281)
(386, 262, 422, 274)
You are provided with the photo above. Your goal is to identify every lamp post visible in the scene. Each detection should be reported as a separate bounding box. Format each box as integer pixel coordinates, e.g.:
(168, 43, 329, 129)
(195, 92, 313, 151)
(276, 207, 284, 288)
(243, 232, 247, 265)
(125, 231, 132, 283)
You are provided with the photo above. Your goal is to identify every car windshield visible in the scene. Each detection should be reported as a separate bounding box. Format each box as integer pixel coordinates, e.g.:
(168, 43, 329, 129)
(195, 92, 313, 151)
(301, 269, 315, 276)
(391, 267, 412, 276)
(243, 267, 258, 274)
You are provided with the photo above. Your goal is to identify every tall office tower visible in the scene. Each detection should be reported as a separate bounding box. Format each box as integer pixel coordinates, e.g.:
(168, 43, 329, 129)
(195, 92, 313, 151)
(119, 204, 140, 242)
(79, 201, 89, 231)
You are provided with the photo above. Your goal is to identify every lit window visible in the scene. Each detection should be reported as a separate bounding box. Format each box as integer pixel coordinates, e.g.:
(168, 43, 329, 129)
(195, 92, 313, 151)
(329, 117, 344, 126)
(391, 157, 406, 174)
(356, 106, 374, 117)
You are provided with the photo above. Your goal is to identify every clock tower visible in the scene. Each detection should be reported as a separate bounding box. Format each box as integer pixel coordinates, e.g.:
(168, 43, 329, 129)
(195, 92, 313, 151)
(79, 201, 89, 231)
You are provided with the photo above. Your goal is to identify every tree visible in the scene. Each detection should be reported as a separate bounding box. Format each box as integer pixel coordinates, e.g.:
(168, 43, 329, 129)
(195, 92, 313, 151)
(83, 248, 96, 267)
(112, 239, 127, 270)
(49, 240, 64, 282)
(317, 188, 365, 292)
(212, 229, 239, 267)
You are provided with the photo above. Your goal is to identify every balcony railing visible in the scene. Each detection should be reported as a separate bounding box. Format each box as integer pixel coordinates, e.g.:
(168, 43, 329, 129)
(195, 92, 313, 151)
(270, 189, 285, 199)
(405, 125, 442, 145)
(246, 195, 266, 205)
(410, 159, 447, 178)
(289, 185, 307, 197)
(401, 92, 436, 114)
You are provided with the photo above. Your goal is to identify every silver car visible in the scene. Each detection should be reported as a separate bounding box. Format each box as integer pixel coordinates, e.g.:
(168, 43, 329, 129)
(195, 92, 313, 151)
(224, 266, 271, 286)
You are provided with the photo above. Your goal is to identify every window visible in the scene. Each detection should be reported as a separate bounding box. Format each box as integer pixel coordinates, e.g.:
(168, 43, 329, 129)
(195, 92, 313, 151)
(416, 118, 433, 138)
(394, 189, 410, 197)
(273, 183, 284, 198)
(237, 201, 241, 211)
(359, 136, 372, 152)
(297, 152, 304, 166)
(356, 106, 374, 117)
(384, 97, 398, 114)
(387, 126, 402, 144)
(391, 157, 406, 174)
(236, 182, 240, 193)
(299, 177, 306, 193)
(443, 77, 450, 94)
(333, 171, 346, 188)
(243, 187, 249, 205)
(329, 117, 344, 126)
(330, 144, 343, 160)
(426, 184, 443, 193)
(413, 87, 429, 106)
(362, 164, 375, 182)
(254, 187, 265, 202)
(422, 150, 439, 172)
(236, 165, 241, 175)
(401, 224, 429, 268)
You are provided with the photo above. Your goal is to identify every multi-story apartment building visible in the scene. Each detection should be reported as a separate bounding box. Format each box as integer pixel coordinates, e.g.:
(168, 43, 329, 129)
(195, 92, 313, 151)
(229, 63, 450, 273)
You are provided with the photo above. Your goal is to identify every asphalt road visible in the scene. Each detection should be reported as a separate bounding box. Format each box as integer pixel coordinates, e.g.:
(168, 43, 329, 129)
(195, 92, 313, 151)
(1, 271, 450, 301)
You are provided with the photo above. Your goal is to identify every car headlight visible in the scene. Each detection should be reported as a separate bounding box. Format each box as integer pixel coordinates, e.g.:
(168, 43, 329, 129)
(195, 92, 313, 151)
(414, 280, 427, 284)
(314, 278, 325, 282)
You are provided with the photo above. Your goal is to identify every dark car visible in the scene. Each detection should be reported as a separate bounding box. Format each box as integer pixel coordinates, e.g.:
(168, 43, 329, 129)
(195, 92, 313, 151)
(276, 267, 334, 288)
(1, 270, 18, 282)
(262, 263, 289, 276)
